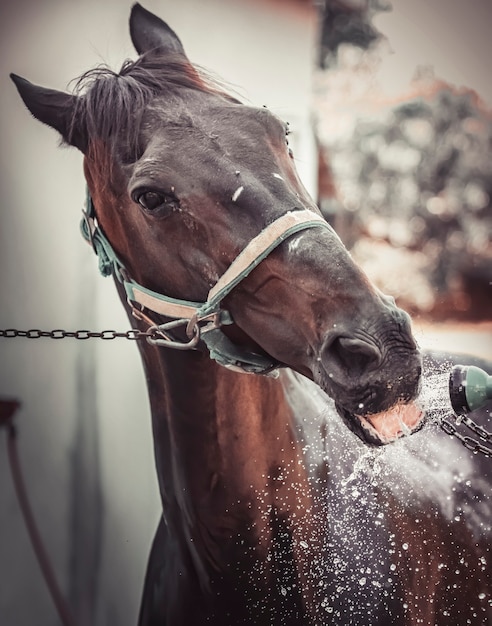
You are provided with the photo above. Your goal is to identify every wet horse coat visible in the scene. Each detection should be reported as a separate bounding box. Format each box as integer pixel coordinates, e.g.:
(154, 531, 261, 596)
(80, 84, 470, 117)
(11, 4, 491, 624)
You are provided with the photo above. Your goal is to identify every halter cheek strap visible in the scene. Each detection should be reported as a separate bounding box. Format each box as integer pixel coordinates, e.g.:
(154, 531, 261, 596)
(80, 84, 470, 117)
(81, 191, 334, 374)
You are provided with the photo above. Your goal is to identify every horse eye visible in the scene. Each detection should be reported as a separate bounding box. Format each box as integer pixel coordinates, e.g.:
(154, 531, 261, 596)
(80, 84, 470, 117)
(138, 191, 165, 211)
(133, 190, 179, 215)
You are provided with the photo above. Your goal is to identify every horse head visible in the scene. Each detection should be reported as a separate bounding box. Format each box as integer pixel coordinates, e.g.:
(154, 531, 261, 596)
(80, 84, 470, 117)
(11, 3, 423, 446)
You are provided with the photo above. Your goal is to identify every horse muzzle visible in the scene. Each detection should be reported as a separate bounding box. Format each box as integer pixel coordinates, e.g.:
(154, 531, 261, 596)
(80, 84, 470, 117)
(314, 322, 424, 446)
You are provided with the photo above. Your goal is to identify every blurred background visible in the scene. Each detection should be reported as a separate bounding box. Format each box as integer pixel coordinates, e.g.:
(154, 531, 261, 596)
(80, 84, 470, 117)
(0, 1, 491, 625)
(315, 0, 492, 326)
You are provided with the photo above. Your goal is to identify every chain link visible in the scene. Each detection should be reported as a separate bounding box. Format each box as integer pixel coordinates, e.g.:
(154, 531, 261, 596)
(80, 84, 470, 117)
(440, 415, 492, 458)
(0, 327, 154, 341)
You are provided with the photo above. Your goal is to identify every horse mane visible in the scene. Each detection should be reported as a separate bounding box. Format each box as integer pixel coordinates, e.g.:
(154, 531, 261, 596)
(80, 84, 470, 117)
(69, 52, 240, 160)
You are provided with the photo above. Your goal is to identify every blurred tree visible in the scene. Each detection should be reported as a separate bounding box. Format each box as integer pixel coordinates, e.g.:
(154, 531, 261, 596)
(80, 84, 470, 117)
(318, 0, 390, 68)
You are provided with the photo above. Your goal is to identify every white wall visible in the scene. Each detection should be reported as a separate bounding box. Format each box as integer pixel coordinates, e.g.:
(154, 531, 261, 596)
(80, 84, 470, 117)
(375, 0, 492, 107)
(0, 1, 318, 625)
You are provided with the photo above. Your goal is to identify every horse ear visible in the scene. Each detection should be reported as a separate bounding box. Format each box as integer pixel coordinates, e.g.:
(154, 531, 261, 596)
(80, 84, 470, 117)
(10, 73, 87, 152)
(130, 3, 186, 57)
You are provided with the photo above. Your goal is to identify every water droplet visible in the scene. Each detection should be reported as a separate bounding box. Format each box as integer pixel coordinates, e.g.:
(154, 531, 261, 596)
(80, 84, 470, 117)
(402, 543, 409, 550)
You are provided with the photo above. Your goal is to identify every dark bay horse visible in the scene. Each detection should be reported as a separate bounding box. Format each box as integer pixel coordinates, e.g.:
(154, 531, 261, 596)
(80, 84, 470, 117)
(11, 4, 491, 624)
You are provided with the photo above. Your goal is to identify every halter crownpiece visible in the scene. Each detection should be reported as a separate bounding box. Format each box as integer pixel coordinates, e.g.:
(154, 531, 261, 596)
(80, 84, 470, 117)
(81, 190, 335, 374)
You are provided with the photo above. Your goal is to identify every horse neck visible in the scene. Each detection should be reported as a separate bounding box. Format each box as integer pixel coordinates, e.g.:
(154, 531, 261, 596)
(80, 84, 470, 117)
(140, 339, 312, 529)
(136, 328, 320, 601)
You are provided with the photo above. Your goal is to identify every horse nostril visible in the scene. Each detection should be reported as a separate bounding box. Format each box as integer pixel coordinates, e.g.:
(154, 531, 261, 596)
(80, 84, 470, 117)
(328, 336, 382, 375)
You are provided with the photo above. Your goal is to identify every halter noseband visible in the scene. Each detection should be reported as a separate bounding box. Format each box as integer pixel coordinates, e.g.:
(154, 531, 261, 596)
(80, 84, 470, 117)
(81, 191, 334, 374)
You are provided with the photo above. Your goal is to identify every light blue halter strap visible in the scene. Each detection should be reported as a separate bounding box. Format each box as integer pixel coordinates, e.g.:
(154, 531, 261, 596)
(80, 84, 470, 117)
(80, 191, 333, 374)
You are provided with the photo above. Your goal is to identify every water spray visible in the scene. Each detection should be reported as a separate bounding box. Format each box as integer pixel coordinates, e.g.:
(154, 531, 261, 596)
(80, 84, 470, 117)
(449, 365, 492, 416)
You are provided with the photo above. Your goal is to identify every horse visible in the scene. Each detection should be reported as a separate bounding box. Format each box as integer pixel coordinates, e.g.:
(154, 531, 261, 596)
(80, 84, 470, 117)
(11, 4, 491, 624)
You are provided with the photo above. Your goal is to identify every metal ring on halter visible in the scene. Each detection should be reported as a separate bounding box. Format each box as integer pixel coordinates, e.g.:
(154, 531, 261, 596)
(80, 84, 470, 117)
(146, 318, 201, 350)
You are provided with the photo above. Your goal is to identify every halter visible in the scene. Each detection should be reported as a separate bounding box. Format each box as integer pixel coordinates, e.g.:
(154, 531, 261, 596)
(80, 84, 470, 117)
(81, 191, 333, 374)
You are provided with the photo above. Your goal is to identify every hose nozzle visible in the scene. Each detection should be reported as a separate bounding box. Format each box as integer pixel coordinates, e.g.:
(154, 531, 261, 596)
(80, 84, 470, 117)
(449, 365, 492, 416)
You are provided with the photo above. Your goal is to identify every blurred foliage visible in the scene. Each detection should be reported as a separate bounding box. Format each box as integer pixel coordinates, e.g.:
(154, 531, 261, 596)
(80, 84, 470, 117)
(319, 0, 391, 68)
(316, 2, 492, 320)
(325, 87, 492, 318)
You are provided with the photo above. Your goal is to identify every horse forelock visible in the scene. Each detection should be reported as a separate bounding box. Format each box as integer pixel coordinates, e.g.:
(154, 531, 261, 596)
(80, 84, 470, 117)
(70, 52, 240, 163)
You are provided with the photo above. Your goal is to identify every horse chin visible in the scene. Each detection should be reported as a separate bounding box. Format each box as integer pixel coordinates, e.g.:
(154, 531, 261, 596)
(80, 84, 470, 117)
(336, 402, 426, 447)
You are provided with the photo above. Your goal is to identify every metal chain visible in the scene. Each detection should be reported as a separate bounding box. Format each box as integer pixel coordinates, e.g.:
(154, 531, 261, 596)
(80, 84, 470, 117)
(440, 416, 492, 458)
(461, 414, 492, 442)
(0, 328, 154, 341)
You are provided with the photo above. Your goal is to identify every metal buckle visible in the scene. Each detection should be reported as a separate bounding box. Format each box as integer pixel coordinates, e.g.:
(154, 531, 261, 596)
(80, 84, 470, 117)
(128, 299, 156, 328)
(186, 311, 225, 338)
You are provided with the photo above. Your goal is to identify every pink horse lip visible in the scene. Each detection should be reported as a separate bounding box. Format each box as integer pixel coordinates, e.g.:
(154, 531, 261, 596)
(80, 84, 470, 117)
(356, 402, 424, 444)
